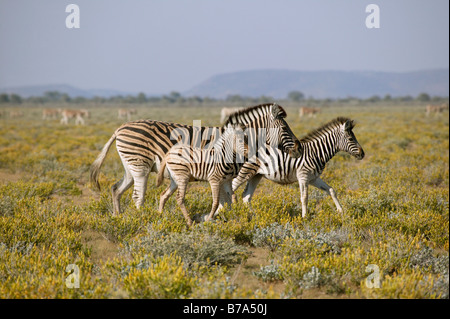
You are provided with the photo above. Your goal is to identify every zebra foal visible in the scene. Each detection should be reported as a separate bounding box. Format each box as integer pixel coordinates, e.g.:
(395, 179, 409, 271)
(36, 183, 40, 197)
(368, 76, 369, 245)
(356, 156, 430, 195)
(232, 117, 365, 218)
(156, 123, 248, 226)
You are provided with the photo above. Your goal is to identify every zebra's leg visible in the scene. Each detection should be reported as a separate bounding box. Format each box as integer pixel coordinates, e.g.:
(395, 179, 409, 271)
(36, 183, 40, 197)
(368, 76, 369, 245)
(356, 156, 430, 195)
(242, 174, 263, 204)
(194, 181, 228, 223)
(231, 161, 261, 195)
(221, 180, 233, 206)
(130, 168, 150, 209)
(111, 171, 134, 216)
(159, 177, 178, 212)
(175, 177, 193, 227)
(310, 178, 343, 213)
(298, 181, 309, 218)
(221, 179, 234, 205)
(217, 182, 232, 210)
(206, 179, 222, 222)
(210, 180, 232, 221)
(110, 152, 136, 215)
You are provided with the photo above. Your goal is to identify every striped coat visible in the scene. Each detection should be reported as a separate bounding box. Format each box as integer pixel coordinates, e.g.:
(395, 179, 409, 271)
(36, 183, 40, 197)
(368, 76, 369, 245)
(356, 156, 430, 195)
(156, 123, 247, 226)
(90, 103, 301, 216)
(232, 117, 365, 218)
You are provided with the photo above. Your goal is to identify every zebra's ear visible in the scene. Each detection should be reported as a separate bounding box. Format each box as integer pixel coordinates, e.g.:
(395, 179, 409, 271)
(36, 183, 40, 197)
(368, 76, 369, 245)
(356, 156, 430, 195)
(229, 122, 246, 131)
(272, 103, 287, 119)
(344, 119, 355, 131)
(238, 123, 247, 131)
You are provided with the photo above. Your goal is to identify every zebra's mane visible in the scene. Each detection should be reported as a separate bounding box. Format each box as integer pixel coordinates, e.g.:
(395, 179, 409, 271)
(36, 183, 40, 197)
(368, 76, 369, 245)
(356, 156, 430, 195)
(222, 103, 287, 127)
(300, 117, 354, 143)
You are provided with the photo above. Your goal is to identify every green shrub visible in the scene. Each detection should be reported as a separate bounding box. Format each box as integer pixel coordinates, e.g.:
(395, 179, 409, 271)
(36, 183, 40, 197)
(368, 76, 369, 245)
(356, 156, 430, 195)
(123, 225, 248, 269)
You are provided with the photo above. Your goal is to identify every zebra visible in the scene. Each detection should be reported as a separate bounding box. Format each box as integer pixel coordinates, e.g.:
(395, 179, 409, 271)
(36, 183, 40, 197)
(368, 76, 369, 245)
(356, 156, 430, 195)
(231, 117, 365, 218)
(156, 123, 248, 226)
(90, 103, 301, 216)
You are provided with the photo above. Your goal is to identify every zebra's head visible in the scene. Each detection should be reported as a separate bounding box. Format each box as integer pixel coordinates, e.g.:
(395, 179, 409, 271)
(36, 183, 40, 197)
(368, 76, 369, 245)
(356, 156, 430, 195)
(269, 103, 302, 158)
(224, 103, 301, 158)
(267, 103, 302, 158)
(338, 119, 365, 160)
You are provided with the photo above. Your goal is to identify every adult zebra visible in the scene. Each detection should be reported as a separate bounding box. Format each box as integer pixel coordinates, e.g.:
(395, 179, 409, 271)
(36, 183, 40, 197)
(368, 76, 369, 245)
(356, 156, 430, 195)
(90, 103, 301, 216)
(231, 117, 364, 218)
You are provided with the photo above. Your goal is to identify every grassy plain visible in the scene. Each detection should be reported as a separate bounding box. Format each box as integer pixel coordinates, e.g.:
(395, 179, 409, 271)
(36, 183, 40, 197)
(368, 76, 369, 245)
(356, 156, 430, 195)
(0, 102, 448, 298)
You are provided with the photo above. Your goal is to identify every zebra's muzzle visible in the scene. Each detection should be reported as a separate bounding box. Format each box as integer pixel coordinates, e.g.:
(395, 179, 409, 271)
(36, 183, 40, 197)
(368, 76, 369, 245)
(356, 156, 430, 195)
(355, 147, 365, 160)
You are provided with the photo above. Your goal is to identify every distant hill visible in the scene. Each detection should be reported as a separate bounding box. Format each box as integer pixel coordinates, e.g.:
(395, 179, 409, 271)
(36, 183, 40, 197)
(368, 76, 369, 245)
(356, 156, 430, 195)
(0, 84, 133, 98)
(184, 69, 449, 99)
(2, 69, 448, 100)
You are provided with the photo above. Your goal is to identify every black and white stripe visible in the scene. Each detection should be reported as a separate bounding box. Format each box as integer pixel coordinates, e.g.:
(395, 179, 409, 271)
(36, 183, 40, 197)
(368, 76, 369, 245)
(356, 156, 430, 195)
(232, 117, 365, 218)
(90, 103, 301, 215)
(156, 123, 247, 226)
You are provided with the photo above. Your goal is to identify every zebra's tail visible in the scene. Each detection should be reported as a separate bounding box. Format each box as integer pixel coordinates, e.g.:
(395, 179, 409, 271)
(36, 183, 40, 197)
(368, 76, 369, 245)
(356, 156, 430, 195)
(156, 156, 167, 187)
(90, 133, 116, 191)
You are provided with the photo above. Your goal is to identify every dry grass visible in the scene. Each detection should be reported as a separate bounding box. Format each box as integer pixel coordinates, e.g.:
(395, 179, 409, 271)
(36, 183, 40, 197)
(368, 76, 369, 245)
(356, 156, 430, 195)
(0, 102, 448, 299)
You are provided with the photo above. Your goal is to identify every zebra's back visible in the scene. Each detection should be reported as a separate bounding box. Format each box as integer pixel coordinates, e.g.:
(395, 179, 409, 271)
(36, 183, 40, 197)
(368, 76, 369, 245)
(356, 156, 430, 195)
(115, 119, 222, 168)
(166, 145, 243, 182)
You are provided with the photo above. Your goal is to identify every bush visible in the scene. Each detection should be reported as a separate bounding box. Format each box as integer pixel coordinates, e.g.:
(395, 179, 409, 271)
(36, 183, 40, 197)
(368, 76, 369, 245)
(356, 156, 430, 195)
(123, 225, 248, 269)
(251, 222, 292, 251)
(122, 254, 197, 299)
(253, 260, 283, 282)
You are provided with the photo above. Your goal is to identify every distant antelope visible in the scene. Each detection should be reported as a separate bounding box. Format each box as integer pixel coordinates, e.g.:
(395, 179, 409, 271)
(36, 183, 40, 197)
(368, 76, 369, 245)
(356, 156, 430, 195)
(299, 107, 320, 118)
(118, 108, 137, 121)
(9, 110, 24, 118)
(60, 109, 89, 125)
(42, 108, 61, 120)
(220, 107, 244, 123)
(426, 103, 449, 116)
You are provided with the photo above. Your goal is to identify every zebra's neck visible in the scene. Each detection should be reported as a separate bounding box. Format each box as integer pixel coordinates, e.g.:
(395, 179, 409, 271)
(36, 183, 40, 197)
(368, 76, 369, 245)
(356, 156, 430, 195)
(226, 104, 271, 128)
(299, 131, 340, 170)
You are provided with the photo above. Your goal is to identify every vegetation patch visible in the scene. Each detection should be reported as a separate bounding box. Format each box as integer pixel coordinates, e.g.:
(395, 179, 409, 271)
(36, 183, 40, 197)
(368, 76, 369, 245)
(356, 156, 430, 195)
(0, 103, 448, 298)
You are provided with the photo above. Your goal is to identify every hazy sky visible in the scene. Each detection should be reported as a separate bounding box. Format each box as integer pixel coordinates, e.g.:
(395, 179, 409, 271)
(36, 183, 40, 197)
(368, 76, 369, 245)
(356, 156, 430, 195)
(0, 0, 448, 95)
